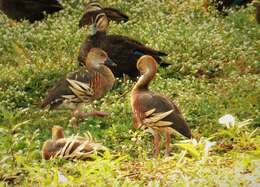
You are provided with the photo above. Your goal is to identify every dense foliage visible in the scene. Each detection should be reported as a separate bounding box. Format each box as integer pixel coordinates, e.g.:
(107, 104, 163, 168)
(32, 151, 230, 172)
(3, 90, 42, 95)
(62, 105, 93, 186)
(0, 0, 259, 186)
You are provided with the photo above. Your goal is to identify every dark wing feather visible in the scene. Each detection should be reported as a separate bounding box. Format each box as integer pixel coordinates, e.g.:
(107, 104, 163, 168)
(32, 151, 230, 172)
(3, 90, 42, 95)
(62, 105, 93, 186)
(78, 32, 170, 77)
(102, 35, 170, 74)
(136, 92, 191, 138)
(22, 0, 63, 11)
(107, 35, 168, 60)
(103, 7, 129, 22)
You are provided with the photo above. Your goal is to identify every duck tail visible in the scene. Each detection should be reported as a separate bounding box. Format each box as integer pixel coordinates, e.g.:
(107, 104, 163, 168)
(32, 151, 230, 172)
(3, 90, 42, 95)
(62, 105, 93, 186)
(156, 51, 167, 56)
(40, 98, 49, 109)
(157, 58, 172, 67)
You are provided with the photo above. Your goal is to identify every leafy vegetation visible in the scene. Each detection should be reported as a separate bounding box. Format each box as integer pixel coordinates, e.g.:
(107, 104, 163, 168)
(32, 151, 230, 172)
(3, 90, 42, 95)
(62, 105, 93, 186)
(0, 0, 259, 186)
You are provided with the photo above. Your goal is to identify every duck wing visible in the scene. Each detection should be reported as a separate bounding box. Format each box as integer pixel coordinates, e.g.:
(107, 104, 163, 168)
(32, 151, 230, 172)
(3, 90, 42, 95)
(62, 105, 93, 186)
(78, 33, 170, 77)
(103, 7, 129, 23)
(22, 0, 63, 13)
(132, 91, 191, 138)
(108, 35, 167, 57)
(41, 69, 94, 109)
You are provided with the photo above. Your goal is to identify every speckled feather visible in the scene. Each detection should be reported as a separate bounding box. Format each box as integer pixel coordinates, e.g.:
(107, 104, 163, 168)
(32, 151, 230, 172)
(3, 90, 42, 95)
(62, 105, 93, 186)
(41, 69, 104, 110)
(132, 91, 192, 138)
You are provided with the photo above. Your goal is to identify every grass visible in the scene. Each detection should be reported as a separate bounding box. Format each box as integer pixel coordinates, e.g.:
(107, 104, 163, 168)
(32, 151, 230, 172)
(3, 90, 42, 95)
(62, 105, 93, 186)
(0, 0, 259, 186)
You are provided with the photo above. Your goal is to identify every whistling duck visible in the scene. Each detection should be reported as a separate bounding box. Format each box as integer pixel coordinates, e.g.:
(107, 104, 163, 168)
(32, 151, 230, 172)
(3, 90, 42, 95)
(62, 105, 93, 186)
(79, 2, 129, 28)
(0, 0, 63, 22)
(42, 125, 107, 160)
(203, 0, 252, 12)
(131, 55, 191, 157)
(78, 13, 170, 78)
(41, 48, 116, 127)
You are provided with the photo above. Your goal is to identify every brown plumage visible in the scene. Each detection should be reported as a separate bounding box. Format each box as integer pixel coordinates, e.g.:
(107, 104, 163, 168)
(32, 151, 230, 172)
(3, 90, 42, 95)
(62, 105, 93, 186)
(42, 126, 107, 160)
(131, 55, 191, 157)
(41, 48, 116, 127)
(0, 0, 63, 22)
(78, 13, 170, 78)
(79, 2, 128, 28)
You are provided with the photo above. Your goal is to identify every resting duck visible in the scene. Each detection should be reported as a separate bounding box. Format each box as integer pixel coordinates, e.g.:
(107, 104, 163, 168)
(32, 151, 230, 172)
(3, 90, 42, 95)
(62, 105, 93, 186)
(131, 55, 191, 157)
(0, 0, 63, 22)
(203, 0, 252, 12)
(79, 2, 129, 28)
(78, 13, 170, 78)
(41, 48, 116, 127)
(42, 126, 107, 160)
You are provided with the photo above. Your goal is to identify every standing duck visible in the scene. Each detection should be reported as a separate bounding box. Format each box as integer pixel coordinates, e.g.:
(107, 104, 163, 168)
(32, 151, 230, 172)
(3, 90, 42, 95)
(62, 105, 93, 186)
(41, 48, 116, 127)
(42, 126, 107, 160)
(79, 2, 129, 28)
(131, 55, 191, 157)
(0, 0, 63, 22)
(78, 13, 170, 78)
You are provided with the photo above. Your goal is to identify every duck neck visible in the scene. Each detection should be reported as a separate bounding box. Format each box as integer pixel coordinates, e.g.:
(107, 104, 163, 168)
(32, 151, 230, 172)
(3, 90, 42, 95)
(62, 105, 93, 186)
(97, 66, 115, 89)
(91, 27, 107, 36)
(133, 69, 155, 92)
(52, 129, 64, 140)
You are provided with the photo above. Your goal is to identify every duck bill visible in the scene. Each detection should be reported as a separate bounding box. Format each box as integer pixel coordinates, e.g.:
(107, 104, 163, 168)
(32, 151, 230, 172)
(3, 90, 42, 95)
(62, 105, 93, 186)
(105, 58, 117, 67)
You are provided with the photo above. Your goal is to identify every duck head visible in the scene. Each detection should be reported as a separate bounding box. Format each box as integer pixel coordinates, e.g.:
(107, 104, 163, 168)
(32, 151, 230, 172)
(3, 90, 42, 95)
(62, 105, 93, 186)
(52, 125, 65, 140)
(84, 2, 102, 12)
(85, 48, 116, 70)
(42, 126, 65, 160)
(133, 55, 158, 91)
(137, 55, 158, 77)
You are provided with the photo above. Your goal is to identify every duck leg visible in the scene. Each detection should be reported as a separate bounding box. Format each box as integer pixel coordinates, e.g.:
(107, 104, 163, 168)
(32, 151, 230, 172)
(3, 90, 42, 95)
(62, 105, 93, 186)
(152, 129, 161, 157)
(165, 128, 171, 157)
(71, 110, 80, 128)
(123, 73, 130, 83)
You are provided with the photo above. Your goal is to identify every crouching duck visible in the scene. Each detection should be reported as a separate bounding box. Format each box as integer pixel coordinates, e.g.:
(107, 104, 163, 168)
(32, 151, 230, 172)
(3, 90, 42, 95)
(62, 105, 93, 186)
(41, 48, 116, 127)
(42, 126, 107, 160)
(79, 2, 129, 28)
(78, 13, 170, 78)
(131, 55, 192, 157)
(0, 0, 63, 22)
